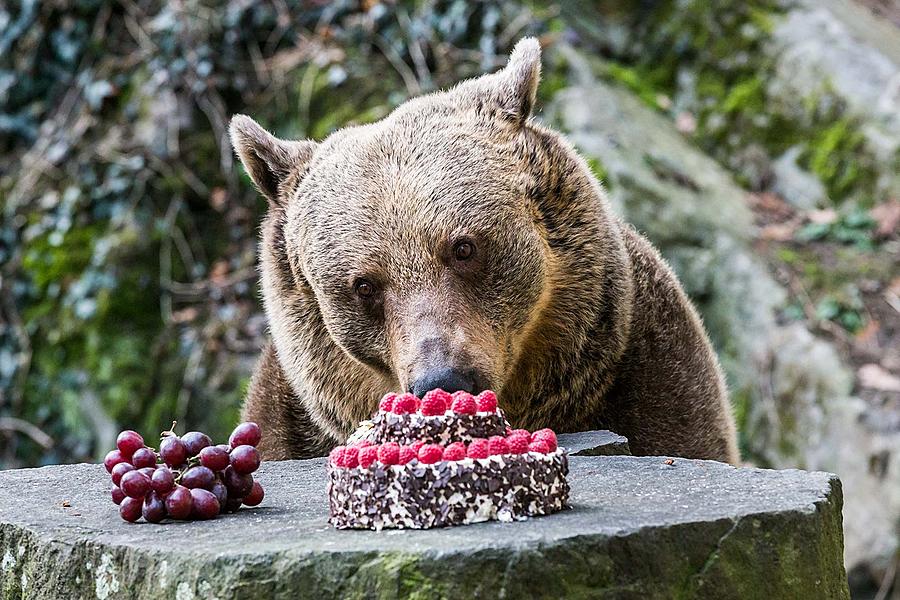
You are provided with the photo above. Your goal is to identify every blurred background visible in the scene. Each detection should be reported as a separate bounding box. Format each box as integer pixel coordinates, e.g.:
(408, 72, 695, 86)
(0, 0, 898, 596)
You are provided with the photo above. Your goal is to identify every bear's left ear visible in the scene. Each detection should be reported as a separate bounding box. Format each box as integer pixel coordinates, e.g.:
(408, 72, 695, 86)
(229, 115, 317, 207)
(464, 37, 542, 126)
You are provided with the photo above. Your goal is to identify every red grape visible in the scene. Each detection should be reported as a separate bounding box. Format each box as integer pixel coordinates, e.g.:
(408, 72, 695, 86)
(131, 447, 157, 469)
(242, 481, 264, 507)
(181, 431, 212, 457)
(111, 487, 126, 505)
(223, 466, 253, 497)
(120, 470, 151, 499)
(199, 446, 230, 471)
(223, 497, 242, 513)
(230, 445, 260, 475)
(119, 496, 143, 522)
(190, 488, 220, 520)
(104, 449, 125, 473)
(150, 467, 175, 494)
(215, 443, 231, 453)
(142, 493, 167, 524)
(229, 422, 261, 448)
(111, 462, 134, 486)
(137, 467, 156, 479)
(182, 466, 215, 490)
(165, 485, 193, 519)
(116, 430, 144, 458)
(210, 481, 228, 506)
(159, 436, 187, 467)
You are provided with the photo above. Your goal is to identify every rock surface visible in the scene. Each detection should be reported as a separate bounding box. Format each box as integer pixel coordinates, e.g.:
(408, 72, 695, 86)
(557, 430, 631, 456)
(0, 457, 847, 599)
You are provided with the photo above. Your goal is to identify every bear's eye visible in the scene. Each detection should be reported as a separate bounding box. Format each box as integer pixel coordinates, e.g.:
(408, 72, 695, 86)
(453, 240, 475, 262)
(354, 279, 376, 298)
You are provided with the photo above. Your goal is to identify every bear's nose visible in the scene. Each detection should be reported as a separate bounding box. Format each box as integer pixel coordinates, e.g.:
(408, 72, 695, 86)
(410, 367, 475, 399)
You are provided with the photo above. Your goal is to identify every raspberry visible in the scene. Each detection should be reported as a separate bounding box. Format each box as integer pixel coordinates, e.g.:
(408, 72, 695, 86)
(510, 428, 530, 438)
(354, 439, 373, 448)
(528, 440, 550, 454)
(507, 434, 529, 454)
(329, 446, 346, 467)
(421, 389, 451, 416)
(392, 393, 418, 414)
(531, 428, 558, 452)
(475, 390, 498, 412)
(398, 445, 417, 464)
(343, 446, 359, 468)
(467, 439, 489, 459)
(442, 442, 467, 461)
(450, 392, 476, 414)
(378, 392, 396, 412)
(410, 440, 425, 454)
(488, 436, 510, 455)
(359, 445, 379, 468)
(377, 442, 400, 465)
(418, 444, 443, 464)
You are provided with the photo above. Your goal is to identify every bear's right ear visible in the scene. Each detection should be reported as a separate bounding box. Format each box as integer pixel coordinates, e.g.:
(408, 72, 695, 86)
(229, 115, 317, 207)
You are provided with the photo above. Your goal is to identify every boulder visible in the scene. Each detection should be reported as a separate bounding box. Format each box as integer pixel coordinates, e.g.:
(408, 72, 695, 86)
(0, 457, 847, 599)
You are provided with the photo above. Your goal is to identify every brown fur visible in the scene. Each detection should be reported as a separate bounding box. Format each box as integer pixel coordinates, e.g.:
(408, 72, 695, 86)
(230, 38, 739, 464)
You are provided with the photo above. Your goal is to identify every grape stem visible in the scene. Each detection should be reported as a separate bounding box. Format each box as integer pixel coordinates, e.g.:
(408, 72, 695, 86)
(160, 421, 178, 439)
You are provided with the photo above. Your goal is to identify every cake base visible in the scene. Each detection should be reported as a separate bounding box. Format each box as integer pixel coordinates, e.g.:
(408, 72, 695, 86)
(328, 449, 569, 530)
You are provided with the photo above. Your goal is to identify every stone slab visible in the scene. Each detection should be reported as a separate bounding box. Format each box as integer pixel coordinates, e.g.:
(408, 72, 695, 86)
(557, 430, 630, 456)
(0, 456, 848, 599)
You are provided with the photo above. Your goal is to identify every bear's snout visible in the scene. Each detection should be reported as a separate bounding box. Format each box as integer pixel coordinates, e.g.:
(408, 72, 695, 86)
(410, 367, 478, 398)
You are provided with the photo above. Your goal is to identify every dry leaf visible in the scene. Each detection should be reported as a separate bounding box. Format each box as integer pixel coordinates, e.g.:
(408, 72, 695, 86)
(858, 363, 900, 392)
(807, 208, 837, 225)
(675, 112, 697, 134)
(870, 199, 900, 238)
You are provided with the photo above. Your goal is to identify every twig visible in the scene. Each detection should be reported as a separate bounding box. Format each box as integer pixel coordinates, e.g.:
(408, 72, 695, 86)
(373, 34, 422, 95)
(0, 417, 53, 448)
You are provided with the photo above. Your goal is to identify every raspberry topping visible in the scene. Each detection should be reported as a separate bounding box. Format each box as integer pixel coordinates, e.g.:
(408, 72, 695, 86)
(353, 439, 373, 448)
(377, 442, 400, 465)
(329, 446, 345, 466)
(421, 389, 451, 416)
(450, 392, 477, 414)
(343, 446, 359, 468)
(409, 440, 425, 454)
(378, 392, 396, 412)
(528, 440, 550, 454)
(507, 434, 530, 454)
(466, 439, 489, 459)
(398, 445, 417, 464)
(392, 393, 418, 414)
(418, 444, 444, 464)
(531, 428, 558, 452)
(510, 428, 530, 438)
(488, 436, 509, 455)
(475, 390, 498, 413)
(359, 445, 379, 468)
(442, 442, 467, 461)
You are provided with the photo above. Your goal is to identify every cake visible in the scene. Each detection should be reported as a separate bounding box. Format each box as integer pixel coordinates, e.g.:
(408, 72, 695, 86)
(327, 389, 570, 530)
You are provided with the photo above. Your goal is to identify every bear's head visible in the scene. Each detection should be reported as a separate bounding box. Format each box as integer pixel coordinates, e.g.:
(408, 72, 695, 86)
(231, 38, 626, 432)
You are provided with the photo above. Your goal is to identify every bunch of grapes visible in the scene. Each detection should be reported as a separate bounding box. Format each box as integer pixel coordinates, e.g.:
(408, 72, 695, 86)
(103, 422, 265, 523)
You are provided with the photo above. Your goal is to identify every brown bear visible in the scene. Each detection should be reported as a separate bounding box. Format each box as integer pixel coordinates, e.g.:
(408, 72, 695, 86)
(229, 38, 739, 464)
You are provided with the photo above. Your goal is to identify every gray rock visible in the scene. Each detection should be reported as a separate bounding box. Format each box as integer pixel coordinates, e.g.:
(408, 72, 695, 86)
(772, 0, 900, 187)
(0, 457, 847, 599)
(557, 430, 631, 456)
(770, 146, 828, 209)
(544, 45, 899, 576)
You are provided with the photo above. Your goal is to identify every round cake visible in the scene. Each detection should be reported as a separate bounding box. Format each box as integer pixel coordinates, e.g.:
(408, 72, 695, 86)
(327, 389, 570, 530)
